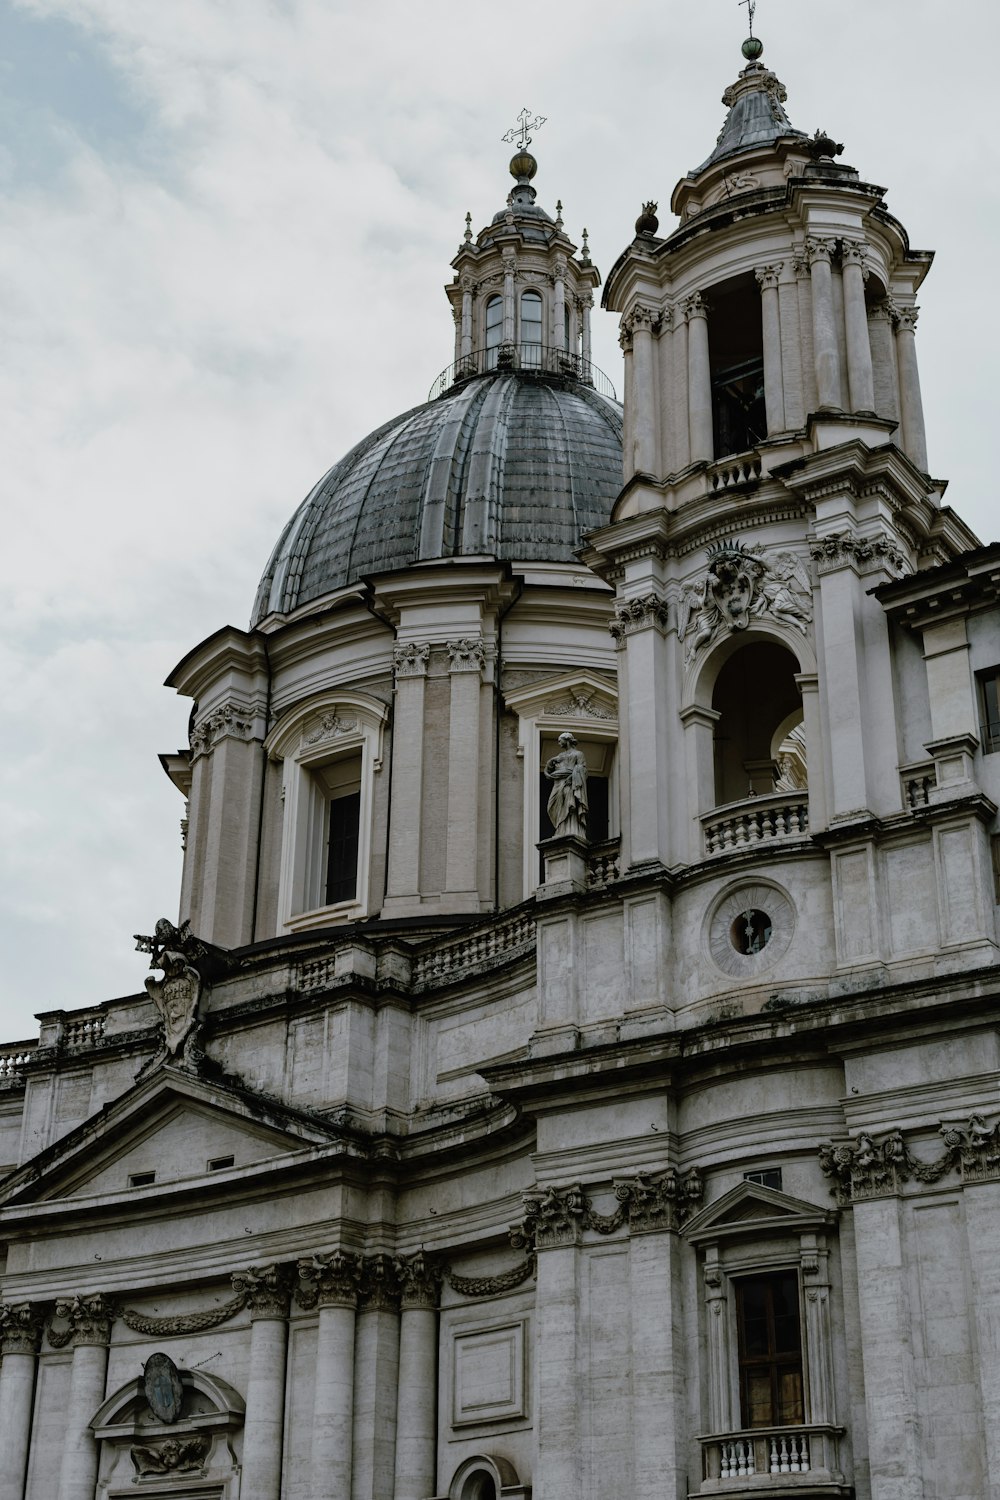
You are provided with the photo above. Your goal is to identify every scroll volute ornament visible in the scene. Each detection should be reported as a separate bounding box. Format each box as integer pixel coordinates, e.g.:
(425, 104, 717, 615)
(230, 1263, 293, 1320)
(50, 1292, 116, 1347)
(296, 1249, 362, 1310)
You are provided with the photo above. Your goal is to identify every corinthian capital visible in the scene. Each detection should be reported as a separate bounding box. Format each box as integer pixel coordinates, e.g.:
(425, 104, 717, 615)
(393, 641, 431, 679)
(895, 304, 919, 332)
(622, 304, 657, 337)
(0, 1301, 44, 1355)
(754, 263, 783, 292)
(446, 638, 487, 674)
(231, 1263, 293, 1321)
(804, 235, 836, 267)
(358, 1254, 401, 1312)
(840, 239, 870, 274)
(681, 291, 709, 321)
(296, 1249, 362, 1310)
(51, 1292, 116, 1348)
(394, 1250, 444, 1309)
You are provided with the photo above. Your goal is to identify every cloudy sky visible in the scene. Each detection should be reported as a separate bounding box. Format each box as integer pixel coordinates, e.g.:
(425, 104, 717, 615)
(1, 0, 997, 1040)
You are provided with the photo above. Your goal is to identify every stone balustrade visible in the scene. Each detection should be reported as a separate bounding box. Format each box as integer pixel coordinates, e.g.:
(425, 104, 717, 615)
(702, 792, 810, 855)
(62, 1012, 106, 1049)
(411, 910, 536, 990)
(586, 839, 620, 888)
(900, 760, 936, 809)
(0, 1045, 36, 1082)
(709, 451, 762, 493)
(700, 1424, 843, 1489)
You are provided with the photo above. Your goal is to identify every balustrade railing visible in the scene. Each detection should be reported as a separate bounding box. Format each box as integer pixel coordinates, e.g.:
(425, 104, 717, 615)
(702, 791, 809, 855)
(429, 343, 617, 402)
(587, 839, 620, 888)
(700, 1424, 843, 1488)
(0, 1045, 36, 1082)
(900, 760, 937, 809)
(412, 911, 536, 990)
(63, 1012, 106, 1049)
(709, 451, 762, 492)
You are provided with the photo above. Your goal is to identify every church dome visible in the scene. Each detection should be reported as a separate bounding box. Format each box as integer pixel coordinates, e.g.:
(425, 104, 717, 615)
(252, 368, 623, 624)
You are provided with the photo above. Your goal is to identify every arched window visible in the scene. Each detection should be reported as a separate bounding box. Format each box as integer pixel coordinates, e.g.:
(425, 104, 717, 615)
(520, 289, 543, 368)
(711, 642, 803, 804)
(485, 295, 502, 369)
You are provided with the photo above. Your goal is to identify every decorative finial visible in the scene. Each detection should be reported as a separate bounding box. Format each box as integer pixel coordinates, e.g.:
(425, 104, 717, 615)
(580, 227, 591, 263)
(555, 198, 564, 230)
(739, 0, 764, 59)
(463, 211, 472, 244)
(502, 107, 546, 152)
(635, 200, 659, 237)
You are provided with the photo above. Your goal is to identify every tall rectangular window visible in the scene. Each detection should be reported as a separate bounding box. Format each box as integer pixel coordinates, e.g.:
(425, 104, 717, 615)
(319, 753, 362, 907)
(978, 668, 1000, 754)
(735, 1271, 804, 1428)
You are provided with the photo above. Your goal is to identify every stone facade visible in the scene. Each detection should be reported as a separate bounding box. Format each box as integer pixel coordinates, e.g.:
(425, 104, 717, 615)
(1, 39, 999, 1500)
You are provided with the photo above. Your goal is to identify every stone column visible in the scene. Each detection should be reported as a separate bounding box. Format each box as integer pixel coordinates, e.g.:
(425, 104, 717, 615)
(894, 306, 928, 471)
(0, 1303, 43, 1500)
(703, 1250, 733, 1432)
(460, 280, 473, 361)
(841, 241, 875, 413)
(610, 594, 671, 870)
(393, 1253, 442, 1500)
(963, 1180, 1000, 1500)
(233, 1264, 293, 1500)
(444, 639, 487, 905)
(811, 540, 870, 816)
(627, 306, 658, 476)
(299, 1251, 362, 1500)
(551, 269, 566, 354)
(502, 255, 516, 347)
(800, 1237, 836, 1425)
(685, 293, 713, 462)
(385, 643, 429, 904)
(806, 236, 842, 410)
(755, 264, 785, 434)
(778, 262, 805, 430)
(55, 1294, 114, 1500)
(671, 308, 690, 469)
(352, 1256, 401, 1500)
(580, 292, 593, 368)
(629, 1217, 686, 1500)
(868, 300, 899, 425)
(529, 1195, 586, 1498)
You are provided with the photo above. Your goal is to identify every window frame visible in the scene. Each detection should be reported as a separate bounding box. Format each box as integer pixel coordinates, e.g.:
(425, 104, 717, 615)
(734, 1268, 806, 1429)
(977, 666, 1000, 754)
(266, 691, 388, 932)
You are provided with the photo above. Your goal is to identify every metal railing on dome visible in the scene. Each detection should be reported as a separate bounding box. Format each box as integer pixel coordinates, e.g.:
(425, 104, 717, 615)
(429, 343, 617, 402)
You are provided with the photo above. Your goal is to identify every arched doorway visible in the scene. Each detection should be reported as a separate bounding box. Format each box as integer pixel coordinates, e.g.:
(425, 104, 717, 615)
(711, 641, 804, 805)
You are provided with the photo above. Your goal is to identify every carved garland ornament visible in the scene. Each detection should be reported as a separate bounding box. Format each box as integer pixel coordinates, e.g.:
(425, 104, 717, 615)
(512, 1169, 704, 1250)
(819, 1116, 1000, 1204)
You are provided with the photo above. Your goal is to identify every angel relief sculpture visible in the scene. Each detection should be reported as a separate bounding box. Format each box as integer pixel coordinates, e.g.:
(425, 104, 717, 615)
(678, 541, 811, 665)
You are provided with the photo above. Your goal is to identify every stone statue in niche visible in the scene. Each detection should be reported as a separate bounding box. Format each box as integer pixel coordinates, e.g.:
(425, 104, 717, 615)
(678, 541, 811, 664)
(543, 732, 588, 838)
(134, 917, 207, 1068)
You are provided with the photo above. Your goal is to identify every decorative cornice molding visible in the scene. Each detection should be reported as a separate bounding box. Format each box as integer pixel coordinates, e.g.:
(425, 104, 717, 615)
(446, 638, 487, 675)
(231, 1263, 293, 1321)
(392, 642, 431, 679)
(609, 593, 671, 646)
(395, 1250, 444, 1309)
(296, 1249, 363, 1310)
(820, 1116, 1000, 1204)
(0, 1301, 43, 1356)
(190, 702, 255, 758)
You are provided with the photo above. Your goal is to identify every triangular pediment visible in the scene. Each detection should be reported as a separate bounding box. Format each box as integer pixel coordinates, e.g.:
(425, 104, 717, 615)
(0, 1064, 341, 1209)
(503, 669, 618, 725)
(684, 1180, 834, 1244)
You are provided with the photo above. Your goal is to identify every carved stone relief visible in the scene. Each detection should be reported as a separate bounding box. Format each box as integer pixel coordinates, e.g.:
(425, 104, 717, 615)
(230, 1262, 293, 1320)
(130, 1435, 210, 1477)
(446, 638, 487, 674)
(392, 641, 431, 679)
(0, 1301, 43, 1355)
(609, 593, 670, 646)
(678, 542, 811, 665)
(304, 711, 360, 746)
(190, 703, 255, 758)
(810, 530, 907, 576)
(819, 1115, 1000, 1203)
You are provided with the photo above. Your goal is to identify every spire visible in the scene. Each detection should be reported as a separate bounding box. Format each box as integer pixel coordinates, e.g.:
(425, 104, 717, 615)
(693, 32, 806, 173)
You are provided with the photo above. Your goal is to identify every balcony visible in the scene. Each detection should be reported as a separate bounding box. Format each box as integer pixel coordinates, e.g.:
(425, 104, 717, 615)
(428, 342, 617, 402)
(702, 791, 810, 857)
(699, 1425, 848, 1495)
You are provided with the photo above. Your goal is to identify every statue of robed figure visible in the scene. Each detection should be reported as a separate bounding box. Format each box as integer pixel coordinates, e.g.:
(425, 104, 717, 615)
(543, 732, 589, 839)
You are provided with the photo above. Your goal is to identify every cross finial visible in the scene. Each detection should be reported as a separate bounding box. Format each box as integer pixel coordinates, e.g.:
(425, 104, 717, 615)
(502, 107, 546, 151)
(739, 0, 757, 36)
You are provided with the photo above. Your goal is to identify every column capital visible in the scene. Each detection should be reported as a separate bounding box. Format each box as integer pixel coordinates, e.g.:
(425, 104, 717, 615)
(609, 593, 671, 646)
(445, 637, 487, 675)
(867, 297, 897, 325)
(394, 1250, 444, 1310)
(0, 1300, 44, 1355)
(840, 239, 870, 276)
(754, 262, 783, 291)
(622, 303, 658, 337)
(51, 1292, 116, 1348)
(681, 291, 709, 321)
(804, 234, 836, 267)
(393, 641, 431, 680)
(358, 1253, 401, 1312)
(231, 1263, 293, 1320)
(516, 1184, 587, 1250)
(895, 303, 920, 333)
(296, 1249, 362, 1310)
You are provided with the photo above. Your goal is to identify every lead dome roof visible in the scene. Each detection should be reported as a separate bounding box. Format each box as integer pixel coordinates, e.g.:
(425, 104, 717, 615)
(252, 370, 623, 625)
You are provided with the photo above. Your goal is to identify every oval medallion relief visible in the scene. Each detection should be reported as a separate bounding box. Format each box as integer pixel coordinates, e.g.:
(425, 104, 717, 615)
(706, 881, 795, 978)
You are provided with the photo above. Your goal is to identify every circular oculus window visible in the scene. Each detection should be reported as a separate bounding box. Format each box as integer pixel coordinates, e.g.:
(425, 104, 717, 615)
(707, 882, 795, 978)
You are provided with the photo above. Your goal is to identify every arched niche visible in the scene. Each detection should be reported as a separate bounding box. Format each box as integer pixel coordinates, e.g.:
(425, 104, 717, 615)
(91, 1366, 244, 1498)
(447, 1452, 530, 1499)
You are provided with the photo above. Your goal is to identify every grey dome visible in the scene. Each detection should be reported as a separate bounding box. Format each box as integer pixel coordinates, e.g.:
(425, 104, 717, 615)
(252, 371, 624, 624)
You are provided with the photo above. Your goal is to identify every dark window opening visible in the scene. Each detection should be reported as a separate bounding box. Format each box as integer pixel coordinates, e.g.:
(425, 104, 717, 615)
(978, 668, 1000, 754)
(485, 295, 503, 370)
(708, 274, 767, 461)
(129, 1170, 156, 1188)
(208, 1154, 235, 1172)
(744, 1168, 783, 1191)
(521, 289, 543, 368)
(326, 790, 361, 906)
(736, 1271, 804, 1428)
(712, 643, 802, 805)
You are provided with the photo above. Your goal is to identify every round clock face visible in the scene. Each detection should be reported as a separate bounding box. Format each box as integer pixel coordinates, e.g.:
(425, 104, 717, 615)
(707, 881, 795, 978)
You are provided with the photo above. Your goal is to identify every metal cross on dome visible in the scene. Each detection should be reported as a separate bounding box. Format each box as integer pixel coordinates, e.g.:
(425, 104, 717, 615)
(502, 108, 546, 150)
(739, 0, 757, 36)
